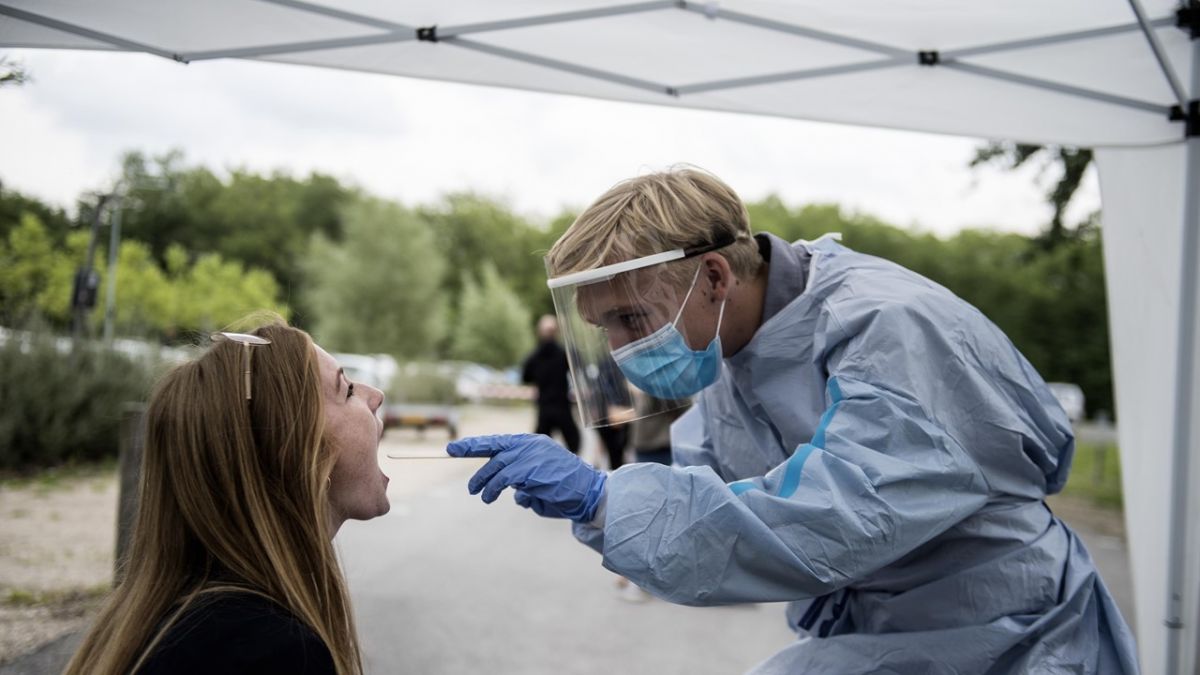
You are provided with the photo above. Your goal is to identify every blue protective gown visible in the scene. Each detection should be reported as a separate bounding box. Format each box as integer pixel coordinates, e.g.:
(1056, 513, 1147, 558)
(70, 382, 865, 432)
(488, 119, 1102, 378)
(574, 234, 1138, 674)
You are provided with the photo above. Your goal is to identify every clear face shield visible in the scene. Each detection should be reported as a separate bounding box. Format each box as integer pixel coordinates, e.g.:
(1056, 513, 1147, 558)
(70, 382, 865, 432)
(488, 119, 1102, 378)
(546, 235, 734, 429)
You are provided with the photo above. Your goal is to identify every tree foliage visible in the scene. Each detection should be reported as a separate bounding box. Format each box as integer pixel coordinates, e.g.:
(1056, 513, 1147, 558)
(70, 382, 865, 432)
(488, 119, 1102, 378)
(0, 211, 286, 337)
(111, 150, 355, 327)
(303, 196, 447, 358)
(450, 262, 533, 368)
(0, 182, 71, 243)
(970, 141, 1094, 246)
(420, 193, 560, 326)
(0, 55, 28, 88)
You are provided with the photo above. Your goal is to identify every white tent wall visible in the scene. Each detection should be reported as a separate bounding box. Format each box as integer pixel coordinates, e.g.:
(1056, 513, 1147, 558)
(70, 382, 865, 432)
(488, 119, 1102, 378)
(1095, 140, 1198, 675)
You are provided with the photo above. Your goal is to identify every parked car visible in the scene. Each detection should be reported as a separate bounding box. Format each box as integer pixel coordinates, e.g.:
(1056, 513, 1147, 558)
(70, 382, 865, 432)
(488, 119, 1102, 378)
(381, 403, 460, 439)
(1046, 382, 1085, 423)
(332, 353, 398, 391)
(449, 362, 506, 402)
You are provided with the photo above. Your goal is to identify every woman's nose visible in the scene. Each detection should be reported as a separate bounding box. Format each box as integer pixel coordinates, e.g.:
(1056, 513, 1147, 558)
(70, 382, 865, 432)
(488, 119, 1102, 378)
(367, 384, 384, 411)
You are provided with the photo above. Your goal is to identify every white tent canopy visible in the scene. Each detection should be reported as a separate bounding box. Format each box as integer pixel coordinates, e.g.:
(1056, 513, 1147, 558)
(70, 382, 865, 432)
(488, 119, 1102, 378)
(2, 1, 1197, 671)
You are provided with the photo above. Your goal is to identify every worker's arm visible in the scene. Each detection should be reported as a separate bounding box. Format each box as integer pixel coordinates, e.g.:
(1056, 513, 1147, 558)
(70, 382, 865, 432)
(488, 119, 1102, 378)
(571, 397, 716, 553)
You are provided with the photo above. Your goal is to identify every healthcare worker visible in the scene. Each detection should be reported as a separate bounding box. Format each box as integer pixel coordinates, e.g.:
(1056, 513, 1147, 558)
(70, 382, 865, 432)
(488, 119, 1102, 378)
(448, 167, 1138, 673)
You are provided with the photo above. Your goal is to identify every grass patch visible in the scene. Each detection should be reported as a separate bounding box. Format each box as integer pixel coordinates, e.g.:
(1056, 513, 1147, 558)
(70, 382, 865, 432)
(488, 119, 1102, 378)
(1060, 441, 1123, 509)
(0, 458, 118, 493)
(1, 585, 108, 608)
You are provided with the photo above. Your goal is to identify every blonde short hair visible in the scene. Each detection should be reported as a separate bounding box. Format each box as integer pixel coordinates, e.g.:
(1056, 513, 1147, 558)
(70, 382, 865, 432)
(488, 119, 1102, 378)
(547, 166, 762, 286)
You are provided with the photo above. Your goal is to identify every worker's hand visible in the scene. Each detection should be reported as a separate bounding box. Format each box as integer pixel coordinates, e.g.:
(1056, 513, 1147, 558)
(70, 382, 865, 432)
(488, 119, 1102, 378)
(446, 433, 606, 523)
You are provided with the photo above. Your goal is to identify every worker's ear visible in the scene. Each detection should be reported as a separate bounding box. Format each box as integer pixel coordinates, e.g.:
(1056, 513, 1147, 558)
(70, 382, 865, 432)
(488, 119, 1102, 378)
(700, 253, 733, 303)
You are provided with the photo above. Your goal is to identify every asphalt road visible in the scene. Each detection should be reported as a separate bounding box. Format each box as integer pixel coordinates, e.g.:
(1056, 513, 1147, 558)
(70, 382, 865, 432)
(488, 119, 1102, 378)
(342, 408, 796, 675)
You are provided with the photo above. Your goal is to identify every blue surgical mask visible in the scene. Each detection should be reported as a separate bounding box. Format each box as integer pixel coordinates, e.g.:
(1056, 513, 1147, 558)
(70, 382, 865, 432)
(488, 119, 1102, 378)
(612, 268, 726, 399)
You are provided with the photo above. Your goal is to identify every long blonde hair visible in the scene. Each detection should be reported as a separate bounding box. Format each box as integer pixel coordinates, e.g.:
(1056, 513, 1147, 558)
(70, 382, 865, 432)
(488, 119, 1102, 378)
(64, 322, 362, 675)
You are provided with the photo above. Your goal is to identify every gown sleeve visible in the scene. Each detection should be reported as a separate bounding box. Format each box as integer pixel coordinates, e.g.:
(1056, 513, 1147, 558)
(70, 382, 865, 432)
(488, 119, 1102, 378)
(571, 396, 719, 552)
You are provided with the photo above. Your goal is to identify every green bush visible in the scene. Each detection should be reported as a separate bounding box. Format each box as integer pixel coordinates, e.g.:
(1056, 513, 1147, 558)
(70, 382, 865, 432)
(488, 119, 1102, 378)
(0, 333, 155, 471)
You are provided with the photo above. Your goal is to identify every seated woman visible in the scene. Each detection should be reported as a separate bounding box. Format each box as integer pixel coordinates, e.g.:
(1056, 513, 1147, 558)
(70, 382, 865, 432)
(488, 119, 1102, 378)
(65, 320, 390, 675)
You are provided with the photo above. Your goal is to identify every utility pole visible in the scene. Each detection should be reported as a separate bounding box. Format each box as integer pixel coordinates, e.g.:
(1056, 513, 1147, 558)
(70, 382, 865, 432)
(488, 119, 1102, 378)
(71, 194, 110, 340)
(102, 195, 123, 343)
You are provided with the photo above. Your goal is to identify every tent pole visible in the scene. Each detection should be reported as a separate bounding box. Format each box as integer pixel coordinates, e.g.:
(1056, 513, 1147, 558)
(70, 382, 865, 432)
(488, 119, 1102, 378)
(1165, 34, 1200, 675)
(1127, 0, 1189, 108)
(0, 3, 182, 61)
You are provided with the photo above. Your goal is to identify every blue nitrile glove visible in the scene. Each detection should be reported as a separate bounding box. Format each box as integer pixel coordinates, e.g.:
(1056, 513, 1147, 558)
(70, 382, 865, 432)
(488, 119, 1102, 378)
(446, 433, 607, 523)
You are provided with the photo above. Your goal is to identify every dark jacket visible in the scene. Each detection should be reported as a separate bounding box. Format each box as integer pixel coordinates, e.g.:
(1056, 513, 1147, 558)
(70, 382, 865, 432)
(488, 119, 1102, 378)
(138, 593, 335, 675)
(522, 339, 571, 407)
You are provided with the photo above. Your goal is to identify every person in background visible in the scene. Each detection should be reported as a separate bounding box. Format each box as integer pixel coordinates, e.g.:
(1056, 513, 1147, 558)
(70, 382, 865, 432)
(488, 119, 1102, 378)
(629, 390, 689, 467)
(522, 314, 581, 454)
(588, 354, 631, 471)
(64, 320, 390, 675)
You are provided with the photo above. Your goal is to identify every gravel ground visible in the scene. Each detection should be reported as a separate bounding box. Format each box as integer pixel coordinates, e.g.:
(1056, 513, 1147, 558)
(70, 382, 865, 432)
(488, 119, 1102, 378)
(0, 596, 100, 669)
(0, 471, 117, 667)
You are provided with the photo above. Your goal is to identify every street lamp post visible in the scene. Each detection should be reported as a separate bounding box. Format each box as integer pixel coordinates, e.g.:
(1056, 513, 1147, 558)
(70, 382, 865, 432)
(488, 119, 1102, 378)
(102, 196, 123, 343)
(71, 194, 110, 340)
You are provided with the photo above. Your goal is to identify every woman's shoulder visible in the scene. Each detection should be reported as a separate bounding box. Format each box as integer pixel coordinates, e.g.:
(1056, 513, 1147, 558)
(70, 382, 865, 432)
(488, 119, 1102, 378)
(138, 591, 335, 675)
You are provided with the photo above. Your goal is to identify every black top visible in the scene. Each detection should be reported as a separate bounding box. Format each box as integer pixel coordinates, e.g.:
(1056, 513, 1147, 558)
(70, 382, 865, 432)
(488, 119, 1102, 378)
(137, 593, 336, 675)
(522, 339, 571, 407)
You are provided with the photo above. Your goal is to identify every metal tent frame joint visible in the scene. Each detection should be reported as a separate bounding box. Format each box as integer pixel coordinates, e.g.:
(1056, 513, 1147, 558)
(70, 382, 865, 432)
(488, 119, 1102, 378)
(917, 50, 940, 66)
(417, 26, 439, 43)
(1168, 100, 1200, 136)
(1177, 1, 1199, 39)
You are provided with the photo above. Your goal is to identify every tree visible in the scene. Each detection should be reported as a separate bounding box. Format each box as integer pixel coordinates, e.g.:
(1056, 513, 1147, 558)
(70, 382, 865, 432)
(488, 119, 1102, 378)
(303, 196, 446, 358)
(157, 248, 287, 337)
(0, 213, 79, 327)
(0, 56, 28, 88)
(421, 193, 552, 328)
(970, 142, 1094, 246)
(0, 183, 71, 244)
(0, 211, 285, 338)
(450, 262, 533, 368)
(109, 150, 356, 328)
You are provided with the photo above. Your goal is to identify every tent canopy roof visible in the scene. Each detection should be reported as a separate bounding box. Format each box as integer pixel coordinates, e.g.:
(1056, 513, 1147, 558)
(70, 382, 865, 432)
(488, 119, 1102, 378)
(1, 0, 1195, 147)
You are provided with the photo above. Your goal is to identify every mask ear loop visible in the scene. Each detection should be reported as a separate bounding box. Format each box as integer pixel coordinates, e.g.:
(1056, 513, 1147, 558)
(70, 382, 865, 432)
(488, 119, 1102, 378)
(673, 262, 727, 345)
(672, 264, 705, 326)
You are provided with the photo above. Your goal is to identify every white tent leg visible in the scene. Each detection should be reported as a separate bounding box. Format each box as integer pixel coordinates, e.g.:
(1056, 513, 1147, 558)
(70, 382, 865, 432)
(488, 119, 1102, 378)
(1165, 35, 1200, 675)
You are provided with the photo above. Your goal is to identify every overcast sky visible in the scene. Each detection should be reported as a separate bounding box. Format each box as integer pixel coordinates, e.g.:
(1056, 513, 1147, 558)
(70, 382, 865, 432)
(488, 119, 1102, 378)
(1, 48, 1100, 237)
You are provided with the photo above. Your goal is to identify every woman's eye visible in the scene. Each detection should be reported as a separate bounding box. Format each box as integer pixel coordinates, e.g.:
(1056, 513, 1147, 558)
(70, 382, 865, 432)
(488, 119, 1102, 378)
(346, 382, 356, 400)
